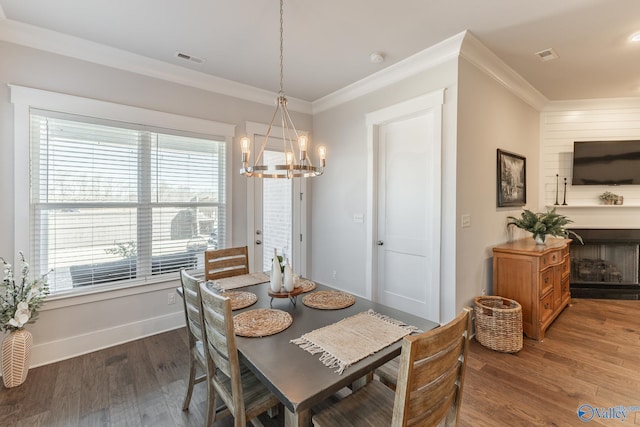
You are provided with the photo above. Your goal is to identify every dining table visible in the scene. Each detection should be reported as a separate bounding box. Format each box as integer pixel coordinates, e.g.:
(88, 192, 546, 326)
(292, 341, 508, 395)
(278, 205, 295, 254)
(180, 277, 439, 427)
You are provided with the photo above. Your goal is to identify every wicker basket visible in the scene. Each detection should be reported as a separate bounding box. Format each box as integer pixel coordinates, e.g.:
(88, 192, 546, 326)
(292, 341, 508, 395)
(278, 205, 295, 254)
(474, 296, 523, 353)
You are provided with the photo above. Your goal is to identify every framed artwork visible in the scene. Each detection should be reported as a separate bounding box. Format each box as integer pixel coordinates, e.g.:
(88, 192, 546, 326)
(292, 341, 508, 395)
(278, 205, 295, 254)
(497, 149, 526, 207)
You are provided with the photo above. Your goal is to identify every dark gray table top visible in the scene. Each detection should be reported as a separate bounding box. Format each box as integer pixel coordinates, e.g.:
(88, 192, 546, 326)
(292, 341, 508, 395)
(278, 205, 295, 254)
(231, 281, 439, 414)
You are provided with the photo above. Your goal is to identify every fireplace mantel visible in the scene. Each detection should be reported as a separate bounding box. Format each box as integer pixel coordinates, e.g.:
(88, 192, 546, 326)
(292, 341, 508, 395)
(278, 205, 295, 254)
(545, 205, 640, 230)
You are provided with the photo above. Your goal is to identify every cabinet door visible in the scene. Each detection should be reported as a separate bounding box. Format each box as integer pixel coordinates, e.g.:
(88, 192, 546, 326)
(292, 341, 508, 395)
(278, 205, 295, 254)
(540, 269, 554, 297)
(561, 275, 570, 304)
(540, 292, 555, 323)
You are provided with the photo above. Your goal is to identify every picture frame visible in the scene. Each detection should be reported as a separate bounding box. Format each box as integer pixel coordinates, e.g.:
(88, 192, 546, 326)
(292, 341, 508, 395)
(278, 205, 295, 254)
(497, 149, 526, 207)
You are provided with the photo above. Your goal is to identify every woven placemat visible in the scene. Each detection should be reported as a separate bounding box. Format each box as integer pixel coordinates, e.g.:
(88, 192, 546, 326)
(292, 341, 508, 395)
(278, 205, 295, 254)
(297, 279, 316, 293)
(233, 309, 293, 337)
(221, 291, 258, 311)
(291, 309, 419, 374)
(302, 290, 355, 310)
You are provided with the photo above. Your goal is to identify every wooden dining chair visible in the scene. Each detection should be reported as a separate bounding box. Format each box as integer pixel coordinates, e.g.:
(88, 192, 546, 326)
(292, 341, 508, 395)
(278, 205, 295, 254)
(198, 282, 280, 427)
(312, 307, 473, 427)
(179, 270, 210, 417)
(204, 246, 250, 281)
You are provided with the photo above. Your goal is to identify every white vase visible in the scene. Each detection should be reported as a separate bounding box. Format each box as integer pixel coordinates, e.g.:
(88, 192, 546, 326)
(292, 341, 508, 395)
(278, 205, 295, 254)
(270, 248, 282, 292)
(2, 329, 33, 388)
(534, 235, 546, 245)
(283, 259, 294, 292)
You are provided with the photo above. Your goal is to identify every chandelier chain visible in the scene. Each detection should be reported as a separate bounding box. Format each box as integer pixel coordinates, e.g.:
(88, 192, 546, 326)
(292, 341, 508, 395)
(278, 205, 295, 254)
(279, 0, 284, 94)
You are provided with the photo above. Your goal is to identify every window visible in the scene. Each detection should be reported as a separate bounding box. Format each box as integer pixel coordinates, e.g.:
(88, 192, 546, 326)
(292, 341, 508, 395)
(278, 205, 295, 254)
(11, 86, 234, 295)
(27, 107, 229, 293)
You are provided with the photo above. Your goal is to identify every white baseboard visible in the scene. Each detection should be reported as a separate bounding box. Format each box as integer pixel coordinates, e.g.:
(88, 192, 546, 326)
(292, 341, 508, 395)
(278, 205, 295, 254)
(27, 311, 186, 369)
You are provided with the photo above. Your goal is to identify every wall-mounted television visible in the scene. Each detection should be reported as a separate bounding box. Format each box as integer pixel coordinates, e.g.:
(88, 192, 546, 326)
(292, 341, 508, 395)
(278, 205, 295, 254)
(572, 140, 640, 185)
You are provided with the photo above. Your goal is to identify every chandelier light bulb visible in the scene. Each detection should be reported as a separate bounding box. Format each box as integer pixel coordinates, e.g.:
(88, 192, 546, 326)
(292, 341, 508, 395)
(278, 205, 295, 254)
(299, 135, 308, 152)
(241, 137, 250, 154)
(318, 145, 327, 167)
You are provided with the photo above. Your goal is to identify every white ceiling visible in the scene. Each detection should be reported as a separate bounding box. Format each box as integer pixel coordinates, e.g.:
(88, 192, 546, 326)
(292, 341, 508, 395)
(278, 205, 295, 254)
(1, 0, 640, 103)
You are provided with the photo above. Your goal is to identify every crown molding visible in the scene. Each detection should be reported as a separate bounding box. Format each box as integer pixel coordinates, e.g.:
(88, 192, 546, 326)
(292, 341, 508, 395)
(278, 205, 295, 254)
(0, 18, 312, 114)
(459, 31, 548, 111)
(312, 31, 465, 114)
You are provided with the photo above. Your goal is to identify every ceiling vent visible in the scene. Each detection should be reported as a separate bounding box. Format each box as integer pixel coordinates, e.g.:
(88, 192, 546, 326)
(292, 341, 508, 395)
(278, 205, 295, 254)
(535, 48, 558, 62)
(174, 51, 206, 65)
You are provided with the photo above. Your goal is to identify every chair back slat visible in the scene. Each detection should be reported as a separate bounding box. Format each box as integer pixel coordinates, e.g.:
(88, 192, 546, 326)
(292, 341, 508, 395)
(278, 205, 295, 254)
(407, 360, 460, 421)
(204, 246, 249, 281)
(409, 336, 464, 391)
(180, 270, 203, 342)
(391, 307, 472, 427)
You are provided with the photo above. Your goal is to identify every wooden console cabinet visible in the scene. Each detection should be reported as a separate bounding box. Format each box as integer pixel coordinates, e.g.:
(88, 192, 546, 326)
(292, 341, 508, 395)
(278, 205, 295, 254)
(492, 237, 571, 340)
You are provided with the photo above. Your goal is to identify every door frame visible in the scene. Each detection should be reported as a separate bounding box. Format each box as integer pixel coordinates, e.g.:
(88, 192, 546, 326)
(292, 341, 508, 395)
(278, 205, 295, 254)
(245, 121, 308, 276)
(365, 89, 445, 302)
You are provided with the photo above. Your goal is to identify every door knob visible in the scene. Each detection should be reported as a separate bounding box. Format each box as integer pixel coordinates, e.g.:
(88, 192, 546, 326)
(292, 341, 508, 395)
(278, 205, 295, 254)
(377, 241, 384, 246)
(256, 240, 262, 245)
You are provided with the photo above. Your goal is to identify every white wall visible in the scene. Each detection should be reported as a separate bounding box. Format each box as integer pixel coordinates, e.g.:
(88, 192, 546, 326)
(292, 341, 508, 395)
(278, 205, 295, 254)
(456, 58, 540, 311)
(0, 40, 312, 367)
(541, 98, 640, 228)
(310, 58, 460, 323)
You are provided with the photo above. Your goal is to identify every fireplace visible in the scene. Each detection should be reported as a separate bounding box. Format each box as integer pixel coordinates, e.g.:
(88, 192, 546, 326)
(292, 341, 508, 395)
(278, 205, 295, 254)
(569, 229, 640, 299)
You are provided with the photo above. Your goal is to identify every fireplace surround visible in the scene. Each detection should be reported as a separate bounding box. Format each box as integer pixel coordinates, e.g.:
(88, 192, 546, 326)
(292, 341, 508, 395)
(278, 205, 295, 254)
(569, 228, 640, 299)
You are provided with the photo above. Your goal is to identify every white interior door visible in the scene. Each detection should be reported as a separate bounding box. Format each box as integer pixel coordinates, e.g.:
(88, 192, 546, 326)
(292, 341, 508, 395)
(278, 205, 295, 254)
(246, 122, 307, 276)
(374, 106, 441, 321)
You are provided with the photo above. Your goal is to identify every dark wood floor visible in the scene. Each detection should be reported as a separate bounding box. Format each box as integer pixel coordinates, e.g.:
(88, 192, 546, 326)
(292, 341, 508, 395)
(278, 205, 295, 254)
(1, 298, 639, 426)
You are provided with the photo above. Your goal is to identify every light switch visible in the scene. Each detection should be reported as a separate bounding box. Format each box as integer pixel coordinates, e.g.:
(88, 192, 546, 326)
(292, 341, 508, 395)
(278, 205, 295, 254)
(461, 214, 471, 228)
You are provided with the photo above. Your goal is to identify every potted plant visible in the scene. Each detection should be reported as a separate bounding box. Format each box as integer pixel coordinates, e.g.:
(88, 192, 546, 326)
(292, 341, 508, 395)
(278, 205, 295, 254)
(0, 252, 50, 388)
(507, 208, 583, 245)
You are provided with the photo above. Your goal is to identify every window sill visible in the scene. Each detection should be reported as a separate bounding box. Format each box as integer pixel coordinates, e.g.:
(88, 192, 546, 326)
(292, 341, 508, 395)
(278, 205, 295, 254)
(41, 270, 204, 311)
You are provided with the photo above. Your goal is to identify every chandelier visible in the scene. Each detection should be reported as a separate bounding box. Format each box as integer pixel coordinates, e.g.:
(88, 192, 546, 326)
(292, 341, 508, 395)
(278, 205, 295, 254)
(240, 0, 326, 179)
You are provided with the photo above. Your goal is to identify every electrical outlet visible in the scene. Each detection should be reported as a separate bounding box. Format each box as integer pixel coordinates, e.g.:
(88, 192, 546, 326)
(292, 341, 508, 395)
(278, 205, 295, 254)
(332, 270, 337, 280)
(481, 288, 486, 296)
(167, 293, 177, 305)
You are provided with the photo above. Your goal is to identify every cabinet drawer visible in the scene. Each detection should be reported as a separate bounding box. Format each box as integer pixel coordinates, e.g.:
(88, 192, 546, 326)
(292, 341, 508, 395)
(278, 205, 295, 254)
(541, 250, 562, 268)
(540, 292, 554, 323)
(540, 269, 554, 296)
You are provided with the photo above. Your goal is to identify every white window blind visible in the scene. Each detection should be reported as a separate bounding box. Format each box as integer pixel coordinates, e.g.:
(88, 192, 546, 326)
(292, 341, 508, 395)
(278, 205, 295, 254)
(30, 109, 226, 292)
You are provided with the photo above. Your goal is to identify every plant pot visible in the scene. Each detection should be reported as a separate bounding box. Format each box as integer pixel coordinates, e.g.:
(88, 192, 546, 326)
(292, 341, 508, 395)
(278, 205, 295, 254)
(1, 329, 33, 388)
(534, 235, 546, 245)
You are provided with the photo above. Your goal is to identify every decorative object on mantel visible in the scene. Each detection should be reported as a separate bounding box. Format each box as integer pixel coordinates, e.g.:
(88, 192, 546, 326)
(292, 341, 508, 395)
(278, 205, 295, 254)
(239, 0, 326, 179)
(554, 174, 559, 205)
(562, 177, 568, 205)
(0, 252, 50, 388)
(507, 208, 583, 245)
(599, 191, 623, 205)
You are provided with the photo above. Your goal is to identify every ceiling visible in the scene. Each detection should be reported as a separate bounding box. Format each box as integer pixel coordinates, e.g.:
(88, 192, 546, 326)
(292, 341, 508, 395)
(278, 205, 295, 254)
(1, 0, 640, 104)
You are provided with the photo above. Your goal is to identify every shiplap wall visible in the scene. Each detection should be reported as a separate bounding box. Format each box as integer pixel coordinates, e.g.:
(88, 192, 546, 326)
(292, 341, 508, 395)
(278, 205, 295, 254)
(540, 98, 640, 228)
